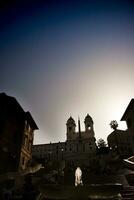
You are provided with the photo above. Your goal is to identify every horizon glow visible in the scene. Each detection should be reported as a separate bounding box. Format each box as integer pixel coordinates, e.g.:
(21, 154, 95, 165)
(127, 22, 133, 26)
(0, 1, 134, 144)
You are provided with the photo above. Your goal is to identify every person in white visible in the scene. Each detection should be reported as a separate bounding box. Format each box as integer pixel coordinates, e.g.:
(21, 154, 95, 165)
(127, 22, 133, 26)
(75, 167, 83, 187)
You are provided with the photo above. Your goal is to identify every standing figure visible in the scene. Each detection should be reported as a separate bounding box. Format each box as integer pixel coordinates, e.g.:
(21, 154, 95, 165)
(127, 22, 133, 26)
(75, 167, 83, 187)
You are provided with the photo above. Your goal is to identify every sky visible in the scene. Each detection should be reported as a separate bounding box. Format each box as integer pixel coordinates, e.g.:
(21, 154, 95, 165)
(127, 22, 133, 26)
(0, 0, 134, 144)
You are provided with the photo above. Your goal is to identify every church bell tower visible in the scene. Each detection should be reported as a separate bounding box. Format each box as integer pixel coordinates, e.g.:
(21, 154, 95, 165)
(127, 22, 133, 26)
(66, 116, 76, 141)
(84, 114, 95, 136)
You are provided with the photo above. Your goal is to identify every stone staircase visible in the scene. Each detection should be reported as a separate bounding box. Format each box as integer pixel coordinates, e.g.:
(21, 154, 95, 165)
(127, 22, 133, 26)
(121, 186, 134, 200)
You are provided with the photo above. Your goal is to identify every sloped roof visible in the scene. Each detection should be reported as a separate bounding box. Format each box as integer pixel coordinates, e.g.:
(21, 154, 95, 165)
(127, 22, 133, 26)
(84, 114, 93, 123)
(0, 92, 24, 114)
(0, 93, 38, 130)
(66, 116, 75, 124)
(25, 112, 38, 130)
(121, 99, 134, 121)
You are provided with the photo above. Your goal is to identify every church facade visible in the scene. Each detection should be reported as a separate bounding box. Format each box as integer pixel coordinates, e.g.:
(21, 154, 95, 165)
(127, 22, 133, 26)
(32, 114, 96, 166)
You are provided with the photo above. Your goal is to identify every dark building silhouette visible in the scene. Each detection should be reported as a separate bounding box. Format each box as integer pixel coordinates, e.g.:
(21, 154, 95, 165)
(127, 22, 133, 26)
(107, 99, 134, 158)
(33, 115, 96, 167)
(121, 99, 134, 129)
(0, 93, 38, 174)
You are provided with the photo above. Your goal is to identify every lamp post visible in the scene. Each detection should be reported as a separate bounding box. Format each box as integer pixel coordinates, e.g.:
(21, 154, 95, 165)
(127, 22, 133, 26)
(49, 151, 52, 161)
(61, 148, 64, 160)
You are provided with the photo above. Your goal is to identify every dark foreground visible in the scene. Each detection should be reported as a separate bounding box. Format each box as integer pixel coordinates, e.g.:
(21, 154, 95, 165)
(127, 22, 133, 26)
(1, 179, 134, 200)
(39, 184, 123, 200)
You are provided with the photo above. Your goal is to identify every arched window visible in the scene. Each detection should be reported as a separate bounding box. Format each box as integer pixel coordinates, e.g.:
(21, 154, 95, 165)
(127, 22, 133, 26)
(69, 127, 72, 131)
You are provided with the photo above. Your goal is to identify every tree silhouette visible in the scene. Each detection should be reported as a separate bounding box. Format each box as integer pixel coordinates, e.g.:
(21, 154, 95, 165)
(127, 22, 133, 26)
(110, 120, 118, 130)
(97, 138, 107, 148)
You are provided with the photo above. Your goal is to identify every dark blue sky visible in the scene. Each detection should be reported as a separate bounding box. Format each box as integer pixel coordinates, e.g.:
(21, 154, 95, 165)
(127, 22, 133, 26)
(1, 0, 134, 144)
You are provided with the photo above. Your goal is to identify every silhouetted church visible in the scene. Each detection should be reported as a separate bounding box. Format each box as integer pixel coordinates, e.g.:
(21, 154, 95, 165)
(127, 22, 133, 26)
(0, 93, 38, 174)
(33, 114, 96, 166)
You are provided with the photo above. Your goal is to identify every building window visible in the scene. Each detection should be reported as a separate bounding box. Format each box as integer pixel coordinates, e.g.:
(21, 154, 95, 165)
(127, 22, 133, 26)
(69, 127, 72, 131)
(25, 120, 31, 132)
(28, 124, 31, 132)
(25, 120, 28, 130)
(24, 136, 28, 148)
